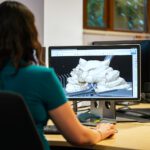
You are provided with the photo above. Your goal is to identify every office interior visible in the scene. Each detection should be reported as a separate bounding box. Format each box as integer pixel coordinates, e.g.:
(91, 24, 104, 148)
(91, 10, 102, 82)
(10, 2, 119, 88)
(1, 0, 150, 150)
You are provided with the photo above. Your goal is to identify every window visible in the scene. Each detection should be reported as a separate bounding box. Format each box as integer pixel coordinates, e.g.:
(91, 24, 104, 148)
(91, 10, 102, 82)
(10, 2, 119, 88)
(83, 0, 150, 33)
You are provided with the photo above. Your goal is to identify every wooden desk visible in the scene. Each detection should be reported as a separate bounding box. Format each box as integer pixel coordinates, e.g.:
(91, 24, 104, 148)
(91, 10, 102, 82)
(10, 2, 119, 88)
(45, 103, 150, 150)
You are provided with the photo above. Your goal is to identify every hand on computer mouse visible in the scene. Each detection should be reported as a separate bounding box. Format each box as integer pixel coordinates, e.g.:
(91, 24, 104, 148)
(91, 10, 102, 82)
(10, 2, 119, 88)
(96, 123, 116, 140)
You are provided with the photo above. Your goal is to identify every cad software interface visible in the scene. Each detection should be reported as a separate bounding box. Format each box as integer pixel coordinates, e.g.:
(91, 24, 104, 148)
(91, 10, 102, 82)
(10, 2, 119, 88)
(49, 46, 140, 100)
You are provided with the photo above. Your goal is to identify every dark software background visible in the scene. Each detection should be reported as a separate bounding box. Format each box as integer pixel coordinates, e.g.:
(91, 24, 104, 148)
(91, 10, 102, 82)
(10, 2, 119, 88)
(49, 55, 132, 85)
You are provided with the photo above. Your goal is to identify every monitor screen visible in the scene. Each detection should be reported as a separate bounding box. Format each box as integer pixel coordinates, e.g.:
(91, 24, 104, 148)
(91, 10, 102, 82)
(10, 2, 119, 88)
(49, 45, 141, 101)
(92, 40, 150, 93)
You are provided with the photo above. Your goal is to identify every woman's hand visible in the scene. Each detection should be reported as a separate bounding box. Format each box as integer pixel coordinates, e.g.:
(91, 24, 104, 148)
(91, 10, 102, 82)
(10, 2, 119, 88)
(96, 123, 117, 140)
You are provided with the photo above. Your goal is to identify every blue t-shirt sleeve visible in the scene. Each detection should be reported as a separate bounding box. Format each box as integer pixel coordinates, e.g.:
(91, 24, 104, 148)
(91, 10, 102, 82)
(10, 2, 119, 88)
(40, 68, 68, 111)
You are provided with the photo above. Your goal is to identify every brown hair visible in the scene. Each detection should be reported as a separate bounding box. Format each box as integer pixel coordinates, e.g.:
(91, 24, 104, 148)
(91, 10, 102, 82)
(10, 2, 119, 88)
(0, 1, 44, 70)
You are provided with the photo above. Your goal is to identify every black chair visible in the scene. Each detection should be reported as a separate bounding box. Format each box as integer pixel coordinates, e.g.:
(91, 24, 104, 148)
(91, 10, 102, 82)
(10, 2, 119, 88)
(0, 91, 44, 150)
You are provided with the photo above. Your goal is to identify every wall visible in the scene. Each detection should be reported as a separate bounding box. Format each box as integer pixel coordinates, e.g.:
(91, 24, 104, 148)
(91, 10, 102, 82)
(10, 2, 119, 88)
(44, 0, 83, 47)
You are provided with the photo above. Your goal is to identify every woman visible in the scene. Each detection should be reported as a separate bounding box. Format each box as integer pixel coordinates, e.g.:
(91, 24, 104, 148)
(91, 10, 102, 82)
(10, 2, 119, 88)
(0, 1, 116, 150)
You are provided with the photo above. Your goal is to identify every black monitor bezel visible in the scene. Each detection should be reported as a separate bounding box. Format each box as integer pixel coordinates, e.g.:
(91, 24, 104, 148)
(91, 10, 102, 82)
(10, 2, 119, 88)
(48, 45, 141, 101)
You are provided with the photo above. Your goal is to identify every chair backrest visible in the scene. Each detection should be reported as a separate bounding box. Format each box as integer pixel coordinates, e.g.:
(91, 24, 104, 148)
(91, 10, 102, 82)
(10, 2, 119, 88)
(0, 91, 44, 150)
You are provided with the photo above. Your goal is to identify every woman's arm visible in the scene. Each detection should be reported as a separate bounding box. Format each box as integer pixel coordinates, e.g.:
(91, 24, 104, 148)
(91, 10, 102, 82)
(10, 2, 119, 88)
(49, 102, 116, 146)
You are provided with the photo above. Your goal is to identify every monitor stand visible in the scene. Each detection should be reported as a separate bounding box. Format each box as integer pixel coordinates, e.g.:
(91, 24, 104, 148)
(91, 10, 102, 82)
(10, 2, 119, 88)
(74, 101, 137, 125)
(90, 101, 116, 123)
(90, 101, 137, 123)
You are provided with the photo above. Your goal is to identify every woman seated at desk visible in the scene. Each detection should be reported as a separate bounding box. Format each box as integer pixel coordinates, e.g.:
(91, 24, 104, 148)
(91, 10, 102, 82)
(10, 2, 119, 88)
(0, 1, 116, 150)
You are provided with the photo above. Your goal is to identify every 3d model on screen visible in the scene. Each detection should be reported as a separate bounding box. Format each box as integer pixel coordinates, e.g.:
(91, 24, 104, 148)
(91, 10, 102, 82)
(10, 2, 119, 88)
(65, 57, 131, 95)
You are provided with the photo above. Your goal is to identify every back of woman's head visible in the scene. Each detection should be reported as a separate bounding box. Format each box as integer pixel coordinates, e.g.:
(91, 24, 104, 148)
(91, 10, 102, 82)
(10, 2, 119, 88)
(0, 1, 43, 69)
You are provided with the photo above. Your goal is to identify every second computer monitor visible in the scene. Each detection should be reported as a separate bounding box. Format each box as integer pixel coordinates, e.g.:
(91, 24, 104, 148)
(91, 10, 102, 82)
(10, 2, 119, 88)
(49, 45, 141, 101)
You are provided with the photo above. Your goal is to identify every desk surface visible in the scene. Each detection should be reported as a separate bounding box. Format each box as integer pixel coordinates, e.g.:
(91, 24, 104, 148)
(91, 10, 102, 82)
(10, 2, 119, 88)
(45, 103, 150, 150)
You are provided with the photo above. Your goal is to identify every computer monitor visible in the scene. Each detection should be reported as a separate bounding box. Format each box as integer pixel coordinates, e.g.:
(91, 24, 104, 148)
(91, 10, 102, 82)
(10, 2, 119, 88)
(92, 40, 150, 95)
(49, 45, 141, 121)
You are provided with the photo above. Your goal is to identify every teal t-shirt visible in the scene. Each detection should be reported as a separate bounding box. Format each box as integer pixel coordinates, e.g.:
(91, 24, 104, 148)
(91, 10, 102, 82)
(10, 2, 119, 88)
(0, 63, 68, 150)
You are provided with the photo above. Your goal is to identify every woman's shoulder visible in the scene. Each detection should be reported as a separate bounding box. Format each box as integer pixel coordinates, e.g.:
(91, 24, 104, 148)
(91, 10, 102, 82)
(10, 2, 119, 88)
(28, 65, 53, 72)
(22, 65, 55, 77)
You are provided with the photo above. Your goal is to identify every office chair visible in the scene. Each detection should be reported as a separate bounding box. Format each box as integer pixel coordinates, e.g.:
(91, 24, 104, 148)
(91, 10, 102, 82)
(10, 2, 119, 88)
(0, 91, 44, 150)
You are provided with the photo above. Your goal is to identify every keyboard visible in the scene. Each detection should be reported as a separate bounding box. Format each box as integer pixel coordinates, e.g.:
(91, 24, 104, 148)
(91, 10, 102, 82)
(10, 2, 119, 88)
(43, 125, 60, 134)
